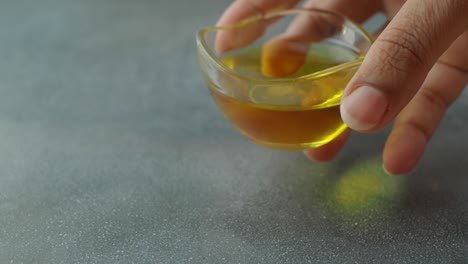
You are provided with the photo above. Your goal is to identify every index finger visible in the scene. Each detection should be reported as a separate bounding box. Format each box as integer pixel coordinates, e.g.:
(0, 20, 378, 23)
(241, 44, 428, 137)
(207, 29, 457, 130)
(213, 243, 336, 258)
(216, 0, 299, 26)
(215, 0, 299, 52)
(215, 0, 383, 52)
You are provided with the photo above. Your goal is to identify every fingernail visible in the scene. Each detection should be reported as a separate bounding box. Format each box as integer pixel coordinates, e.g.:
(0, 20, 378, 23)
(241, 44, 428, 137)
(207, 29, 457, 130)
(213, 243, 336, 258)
(382, 164, 399, 176)
(340, 86, 388, 131)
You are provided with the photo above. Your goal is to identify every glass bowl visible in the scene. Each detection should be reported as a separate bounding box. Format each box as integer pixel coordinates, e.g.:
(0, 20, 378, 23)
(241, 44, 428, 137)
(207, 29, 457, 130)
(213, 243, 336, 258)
(196, 8, 373, 150)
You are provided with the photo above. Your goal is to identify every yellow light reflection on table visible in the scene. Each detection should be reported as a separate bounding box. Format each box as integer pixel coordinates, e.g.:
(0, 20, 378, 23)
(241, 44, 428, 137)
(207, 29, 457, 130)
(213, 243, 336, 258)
(326, 159, 407, 216)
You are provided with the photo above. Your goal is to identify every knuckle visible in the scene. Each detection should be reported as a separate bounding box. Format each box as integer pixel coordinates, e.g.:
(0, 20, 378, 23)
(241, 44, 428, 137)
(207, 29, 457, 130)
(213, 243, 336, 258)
(403, 118, 431, 144)
(398, 87, 456, 145)
(419, 86, 453, 113)
(375, 25, 430, 74)
(245, 0, 266, 15)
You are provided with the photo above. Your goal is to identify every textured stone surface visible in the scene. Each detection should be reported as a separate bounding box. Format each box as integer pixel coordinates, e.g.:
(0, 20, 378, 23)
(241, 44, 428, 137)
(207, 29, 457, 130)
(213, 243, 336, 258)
(0, 1, 467, 263)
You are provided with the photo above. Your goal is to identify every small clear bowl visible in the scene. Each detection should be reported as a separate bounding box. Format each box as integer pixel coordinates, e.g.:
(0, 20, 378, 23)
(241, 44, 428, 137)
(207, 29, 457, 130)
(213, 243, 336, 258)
(196, 8, 373, 150)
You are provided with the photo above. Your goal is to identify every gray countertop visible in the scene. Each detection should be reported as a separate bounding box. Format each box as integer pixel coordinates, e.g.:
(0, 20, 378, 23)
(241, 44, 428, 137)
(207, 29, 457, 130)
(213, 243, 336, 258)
(1, 1, 467, 263)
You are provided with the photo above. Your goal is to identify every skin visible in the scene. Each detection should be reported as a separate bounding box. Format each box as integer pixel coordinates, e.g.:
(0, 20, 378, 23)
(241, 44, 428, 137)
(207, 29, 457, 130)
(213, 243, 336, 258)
(217, 0, 468, 175)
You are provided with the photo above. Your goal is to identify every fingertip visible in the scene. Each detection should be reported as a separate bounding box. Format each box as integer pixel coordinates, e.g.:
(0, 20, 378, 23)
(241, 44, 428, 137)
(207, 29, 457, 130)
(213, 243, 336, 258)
(261, 36, 308, 77)
(340, 85, 389, 132)
(304, 149, 336, 162)
(382, 164, 401, 176)
(303, 129, 350, 162)
(383, 125, 426, 175)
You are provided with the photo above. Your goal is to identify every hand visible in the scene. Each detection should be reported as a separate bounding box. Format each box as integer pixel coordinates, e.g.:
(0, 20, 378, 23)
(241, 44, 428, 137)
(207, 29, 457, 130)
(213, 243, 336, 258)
(217, 0, 468, 175)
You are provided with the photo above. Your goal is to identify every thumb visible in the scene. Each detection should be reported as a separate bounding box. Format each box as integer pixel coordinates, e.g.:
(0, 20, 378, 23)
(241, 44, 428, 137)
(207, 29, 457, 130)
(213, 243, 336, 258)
(340, 0, 468, 132)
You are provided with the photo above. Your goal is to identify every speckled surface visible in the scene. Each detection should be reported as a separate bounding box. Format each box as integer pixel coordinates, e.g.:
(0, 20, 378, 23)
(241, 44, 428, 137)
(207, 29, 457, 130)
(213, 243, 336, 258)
(0, 1, 467, 263)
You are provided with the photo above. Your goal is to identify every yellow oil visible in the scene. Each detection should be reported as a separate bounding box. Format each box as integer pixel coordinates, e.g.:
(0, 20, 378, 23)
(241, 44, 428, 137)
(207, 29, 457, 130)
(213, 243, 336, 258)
(210, 40, 360, 150)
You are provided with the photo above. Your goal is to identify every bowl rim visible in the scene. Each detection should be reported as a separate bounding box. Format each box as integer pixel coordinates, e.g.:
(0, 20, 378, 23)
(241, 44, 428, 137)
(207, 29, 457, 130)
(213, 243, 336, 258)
(196, 8, 374, 84)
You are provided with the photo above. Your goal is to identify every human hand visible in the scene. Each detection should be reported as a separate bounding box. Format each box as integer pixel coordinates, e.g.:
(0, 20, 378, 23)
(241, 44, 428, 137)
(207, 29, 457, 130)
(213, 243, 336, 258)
(217, 0, 468, 175)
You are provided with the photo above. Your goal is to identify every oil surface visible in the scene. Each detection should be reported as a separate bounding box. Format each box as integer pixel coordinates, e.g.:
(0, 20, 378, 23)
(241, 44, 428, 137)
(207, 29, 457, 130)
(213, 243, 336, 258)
(210, 41, 359, 149)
